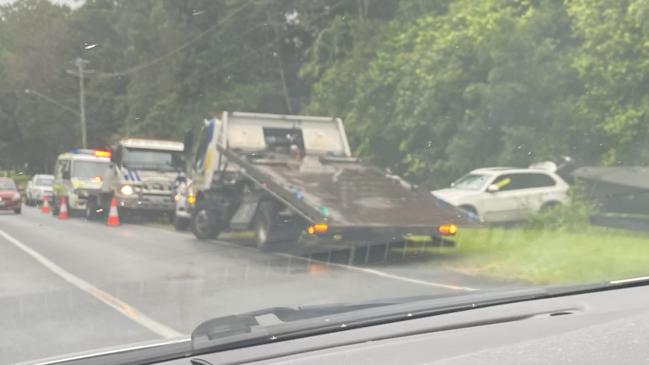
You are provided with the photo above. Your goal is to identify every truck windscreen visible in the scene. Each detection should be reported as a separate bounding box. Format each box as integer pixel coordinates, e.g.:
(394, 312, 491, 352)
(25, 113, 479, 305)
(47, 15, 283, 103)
(123, 148, 182, 171)
(72, 161, 110, 179)
(35, 178, 53, 186)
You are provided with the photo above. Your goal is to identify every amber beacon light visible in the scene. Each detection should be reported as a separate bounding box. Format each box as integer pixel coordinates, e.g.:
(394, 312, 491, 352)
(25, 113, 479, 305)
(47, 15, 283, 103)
(307, 223, 329, 235)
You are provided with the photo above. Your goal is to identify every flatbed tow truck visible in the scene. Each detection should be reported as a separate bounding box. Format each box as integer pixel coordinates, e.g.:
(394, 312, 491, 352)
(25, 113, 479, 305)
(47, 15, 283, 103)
(188, 112, 468, 250)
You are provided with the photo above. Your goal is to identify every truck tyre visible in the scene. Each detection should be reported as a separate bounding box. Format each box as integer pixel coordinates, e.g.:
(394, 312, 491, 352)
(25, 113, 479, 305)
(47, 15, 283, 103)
(174, 215, 190, 231)
(191, 201, 220, 240)
(254, 200, 277, 250)
(51, 197, 59, 216)
(85, 197, 100, 221)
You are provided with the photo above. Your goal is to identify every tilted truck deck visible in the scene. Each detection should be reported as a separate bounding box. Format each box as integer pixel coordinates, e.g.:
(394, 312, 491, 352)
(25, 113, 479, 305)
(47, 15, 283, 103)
(188, 112, 468, 249)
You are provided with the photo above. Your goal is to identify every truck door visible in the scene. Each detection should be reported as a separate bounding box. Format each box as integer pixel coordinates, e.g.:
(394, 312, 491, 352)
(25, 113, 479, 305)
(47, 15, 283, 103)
(192, 121, 215, 190)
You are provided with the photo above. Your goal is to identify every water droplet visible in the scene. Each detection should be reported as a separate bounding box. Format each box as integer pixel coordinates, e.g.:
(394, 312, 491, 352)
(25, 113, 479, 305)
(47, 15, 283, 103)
(340, 323, 347, 328)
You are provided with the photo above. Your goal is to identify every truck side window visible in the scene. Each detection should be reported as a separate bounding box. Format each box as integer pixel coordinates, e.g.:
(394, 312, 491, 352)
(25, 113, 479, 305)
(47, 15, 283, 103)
(194, 124, 213, 170)
(61, 160, 71, 179)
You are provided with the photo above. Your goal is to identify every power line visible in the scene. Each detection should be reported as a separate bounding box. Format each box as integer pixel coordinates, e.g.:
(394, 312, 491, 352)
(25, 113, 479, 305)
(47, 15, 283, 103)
(92, 0, 347, 99)
(178, 0, 349, 83)
(94, 0, 259, 79)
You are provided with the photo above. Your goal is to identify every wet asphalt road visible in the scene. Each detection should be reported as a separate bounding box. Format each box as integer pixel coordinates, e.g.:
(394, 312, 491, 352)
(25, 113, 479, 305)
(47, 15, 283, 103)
(0, 207, 517, 364)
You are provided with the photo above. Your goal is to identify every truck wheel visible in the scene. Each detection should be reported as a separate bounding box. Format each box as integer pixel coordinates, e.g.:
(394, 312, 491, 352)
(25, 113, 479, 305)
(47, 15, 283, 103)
(51, 197, 59, 216)
(191, 202, 220, 239)
(254, 200, 276, 250)
(174, 215, 190, 231)
(85, 198, 100, 221)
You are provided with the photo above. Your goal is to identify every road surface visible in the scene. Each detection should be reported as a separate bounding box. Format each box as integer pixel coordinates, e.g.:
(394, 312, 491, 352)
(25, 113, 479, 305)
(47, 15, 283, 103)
(0, 207, 516, 364)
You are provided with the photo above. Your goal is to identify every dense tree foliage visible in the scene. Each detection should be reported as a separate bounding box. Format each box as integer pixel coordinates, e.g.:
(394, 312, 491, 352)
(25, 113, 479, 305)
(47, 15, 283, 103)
(1, 0, 648, 187)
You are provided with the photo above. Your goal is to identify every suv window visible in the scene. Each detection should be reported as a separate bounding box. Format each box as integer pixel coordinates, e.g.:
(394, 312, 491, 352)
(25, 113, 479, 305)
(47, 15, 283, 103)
(493, 173, 556, 191)
(526, 173, 557, 188)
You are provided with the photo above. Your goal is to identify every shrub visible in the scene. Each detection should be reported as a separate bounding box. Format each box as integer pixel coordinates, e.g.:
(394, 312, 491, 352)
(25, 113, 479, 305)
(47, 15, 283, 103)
(527, 182, 599, 230)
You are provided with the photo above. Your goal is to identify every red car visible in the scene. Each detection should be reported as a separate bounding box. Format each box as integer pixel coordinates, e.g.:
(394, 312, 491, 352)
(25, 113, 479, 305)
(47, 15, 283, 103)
(0, 177, 22, 214)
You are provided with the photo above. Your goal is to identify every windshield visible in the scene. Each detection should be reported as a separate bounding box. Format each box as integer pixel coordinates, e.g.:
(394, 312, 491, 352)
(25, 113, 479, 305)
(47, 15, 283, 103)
(451, 174, 491, 191)
(5, 1, 649, 364)
(72, 161, 109, 179)
(34, 177, 53, 186)
(123, 148, 182, 171)
(0, 180, 16, 190)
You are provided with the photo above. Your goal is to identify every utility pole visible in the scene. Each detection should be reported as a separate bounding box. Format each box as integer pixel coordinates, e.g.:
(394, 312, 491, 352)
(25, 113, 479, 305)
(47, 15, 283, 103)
(76, 58, 88, 149)
(66, 58, 94, 149)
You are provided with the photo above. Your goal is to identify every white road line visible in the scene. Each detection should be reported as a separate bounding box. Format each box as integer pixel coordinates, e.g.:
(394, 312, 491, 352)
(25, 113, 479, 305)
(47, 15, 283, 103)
(214, 240, 477, 292)
(0, 228, 184, 339)
(275, 252, 478, 292)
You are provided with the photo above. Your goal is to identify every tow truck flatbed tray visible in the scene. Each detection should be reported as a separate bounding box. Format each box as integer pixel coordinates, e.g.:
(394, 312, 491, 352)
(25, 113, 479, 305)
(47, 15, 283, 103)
(227, 150, 465, 228)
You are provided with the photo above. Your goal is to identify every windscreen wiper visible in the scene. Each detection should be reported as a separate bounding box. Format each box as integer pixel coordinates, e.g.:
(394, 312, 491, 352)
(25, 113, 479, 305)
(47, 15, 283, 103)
(190, 288, 551, 354)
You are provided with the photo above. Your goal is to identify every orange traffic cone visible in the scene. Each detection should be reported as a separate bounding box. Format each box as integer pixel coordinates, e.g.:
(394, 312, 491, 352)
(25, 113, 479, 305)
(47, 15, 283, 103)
(106, 197, 120, 226)
(41, 195, 50, 214)
(58, 196, 69, 220)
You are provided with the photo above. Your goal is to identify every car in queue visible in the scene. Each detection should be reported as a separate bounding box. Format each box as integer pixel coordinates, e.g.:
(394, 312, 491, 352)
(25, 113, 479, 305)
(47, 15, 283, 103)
(431, 166, 569, 223)
(25, 174, 54, 206)
(0, 177, 22, 214)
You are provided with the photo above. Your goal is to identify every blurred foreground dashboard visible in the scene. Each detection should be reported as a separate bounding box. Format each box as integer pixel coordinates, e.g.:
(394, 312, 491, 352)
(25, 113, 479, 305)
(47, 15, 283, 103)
(158, 284, 649, 365)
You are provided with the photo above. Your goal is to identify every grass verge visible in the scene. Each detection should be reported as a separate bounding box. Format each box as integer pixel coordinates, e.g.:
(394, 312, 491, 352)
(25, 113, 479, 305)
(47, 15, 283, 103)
(404, 227, 649, 285)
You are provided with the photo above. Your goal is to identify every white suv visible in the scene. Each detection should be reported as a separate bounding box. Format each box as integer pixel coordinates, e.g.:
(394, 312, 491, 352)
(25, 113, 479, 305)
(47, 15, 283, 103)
(432, 167, 570, 223)
(25, 174, 54, 206)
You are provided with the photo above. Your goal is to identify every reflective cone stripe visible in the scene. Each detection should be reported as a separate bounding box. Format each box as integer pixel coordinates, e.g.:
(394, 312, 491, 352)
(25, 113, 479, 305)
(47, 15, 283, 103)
(58, 196, 69, 220)
(106, 198, 120, 226)
(41, 195, 50, 214)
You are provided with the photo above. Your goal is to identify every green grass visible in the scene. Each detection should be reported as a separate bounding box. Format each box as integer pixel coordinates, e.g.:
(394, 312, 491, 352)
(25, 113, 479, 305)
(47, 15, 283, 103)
(404, 227, 649, 285)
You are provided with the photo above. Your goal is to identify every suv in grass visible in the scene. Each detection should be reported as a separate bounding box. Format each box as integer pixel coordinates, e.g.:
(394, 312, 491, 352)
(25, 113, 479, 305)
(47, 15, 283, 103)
(431, 166, 570, 223)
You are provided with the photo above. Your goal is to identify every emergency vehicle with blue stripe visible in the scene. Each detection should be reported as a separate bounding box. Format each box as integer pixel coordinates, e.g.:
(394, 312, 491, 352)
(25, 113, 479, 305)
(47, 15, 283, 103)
(84, 138, 185, 221)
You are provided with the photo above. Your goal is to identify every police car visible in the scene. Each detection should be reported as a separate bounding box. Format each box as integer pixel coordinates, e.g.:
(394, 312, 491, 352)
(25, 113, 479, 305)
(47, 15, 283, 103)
(51, 149, 111, 216)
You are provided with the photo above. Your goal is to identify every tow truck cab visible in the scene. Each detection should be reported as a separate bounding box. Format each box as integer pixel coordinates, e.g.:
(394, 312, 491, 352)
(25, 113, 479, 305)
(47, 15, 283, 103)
(85, 138, 184, 220)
